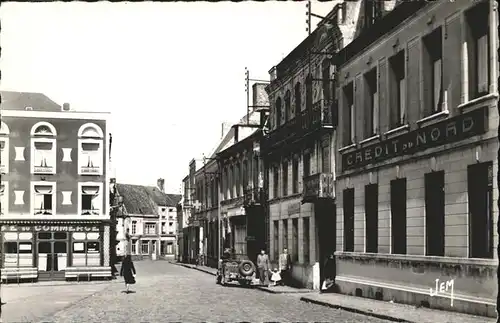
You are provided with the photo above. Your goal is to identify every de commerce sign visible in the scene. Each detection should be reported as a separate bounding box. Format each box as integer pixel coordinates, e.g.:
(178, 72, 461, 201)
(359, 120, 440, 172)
(1, 225, 100, 232)
(342, 107, 488, 171)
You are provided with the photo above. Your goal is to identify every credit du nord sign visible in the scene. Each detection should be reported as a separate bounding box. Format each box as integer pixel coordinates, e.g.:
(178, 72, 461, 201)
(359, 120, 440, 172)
(341, 107, 488, 171)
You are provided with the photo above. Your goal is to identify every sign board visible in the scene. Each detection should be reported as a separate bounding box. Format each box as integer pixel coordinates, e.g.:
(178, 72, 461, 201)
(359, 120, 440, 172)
(1, 225, 100, 232)
(341, 107, 488, 171)
(287, 202, 301, 215)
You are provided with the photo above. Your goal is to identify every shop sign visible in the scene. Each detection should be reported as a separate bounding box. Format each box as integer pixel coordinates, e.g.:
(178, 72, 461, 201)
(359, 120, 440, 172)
(1, 225, 100, 232)
(341, 106, 488, 171)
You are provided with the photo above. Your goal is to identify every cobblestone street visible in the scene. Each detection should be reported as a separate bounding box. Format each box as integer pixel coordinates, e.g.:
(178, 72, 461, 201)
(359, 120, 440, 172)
(2, 261, 388, 323)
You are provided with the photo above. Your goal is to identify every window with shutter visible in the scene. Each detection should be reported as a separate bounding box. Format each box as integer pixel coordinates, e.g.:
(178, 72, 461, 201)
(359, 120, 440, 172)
(389, 50, 406, 128)
(465, 2, 489, 99)
(433, 59, 442, 113)
(342, 82, 354, 146)
(399, 79, 406, 125)
(423, 27, 443, 116)
(364, 68, 378, 137)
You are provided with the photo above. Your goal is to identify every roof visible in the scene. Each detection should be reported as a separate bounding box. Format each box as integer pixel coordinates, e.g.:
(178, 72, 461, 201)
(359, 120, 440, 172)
(116, 183, 181, 216)
(0, 91, 62, 111)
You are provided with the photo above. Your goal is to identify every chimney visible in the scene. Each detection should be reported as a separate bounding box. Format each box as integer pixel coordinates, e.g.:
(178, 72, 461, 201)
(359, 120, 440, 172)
(157, 178, 165, 193)
(62, 103, 70, 111)
(252, 83, 270, 111)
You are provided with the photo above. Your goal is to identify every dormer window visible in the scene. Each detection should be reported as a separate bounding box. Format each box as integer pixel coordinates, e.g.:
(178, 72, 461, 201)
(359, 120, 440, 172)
(0, 121, 10, 175)
(30, 122, 57, 175)
(78, 123, 104, 176)
(79, 183, 103, 216)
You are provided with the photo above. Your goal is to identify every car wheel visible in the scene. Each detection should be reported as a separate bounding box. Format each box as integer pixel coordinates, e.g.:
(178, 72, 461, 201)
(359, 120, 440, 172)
(238, 260, 255, 277)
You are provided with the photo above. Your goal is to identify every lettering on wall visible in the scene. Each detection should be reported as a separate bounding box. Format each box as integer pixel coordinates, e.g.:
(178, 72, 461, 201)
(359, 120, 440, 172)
(1, 225, 100, 232)
(341, 107, 488, 171)
(429, 278, 454, 307)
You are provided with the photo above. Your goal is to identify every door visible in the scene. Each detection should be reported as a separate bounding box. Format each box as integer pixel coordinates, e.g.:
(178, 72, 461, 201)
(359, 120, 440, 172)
(38, 241, 67, 276)
(315, 200, 336, 286)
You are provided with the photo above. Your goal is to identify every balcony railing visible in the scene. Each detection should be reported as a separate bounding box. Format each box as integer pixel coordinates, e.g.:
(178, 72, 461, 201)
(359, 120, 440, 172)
(243, 187, 264, 207)
(33, 165, 54, 174)
(264, 99, 337, 152)
(81, 166, 101, 174)
(302, 172, 335, 202)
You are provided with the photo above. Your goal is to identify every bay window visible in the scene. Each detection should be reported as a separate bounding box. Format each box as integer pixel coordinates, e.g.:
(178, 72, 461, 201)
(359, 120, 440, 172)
(72, 232, 101, 266)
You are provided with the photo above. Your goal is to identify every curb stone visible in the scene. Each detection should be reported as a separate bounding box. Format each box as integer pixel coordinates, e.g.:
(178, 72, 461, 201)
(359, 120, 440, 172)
(299, 296, 412, 323)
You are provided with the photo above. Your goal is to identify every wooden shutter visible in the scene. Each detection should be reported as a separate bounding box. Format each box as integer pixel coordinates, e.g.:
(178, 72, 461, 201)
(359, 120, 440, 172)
(378, 59, 388, 133)
(433, 59, 442, 112)
(407, 37, 421, 123)
(399, 79, 406, 124)
(477, 34, 488, 94)
(443, 14, 462, 115)
(355, 75, 364, 141)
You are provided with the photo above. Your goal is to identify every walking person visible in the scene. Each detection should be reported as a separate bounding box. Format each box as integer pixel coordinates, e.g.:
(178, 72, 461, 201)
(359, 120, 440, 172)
(120, 255, 137, 293)
(256, 249, 270, 286)
(279, 248, 292, 286)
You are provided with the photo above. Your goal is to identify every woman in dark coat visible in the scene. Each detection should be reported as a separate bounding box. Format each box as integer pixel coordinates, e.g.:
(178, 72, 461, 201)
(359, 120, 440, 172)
(120, 255, 136, 293)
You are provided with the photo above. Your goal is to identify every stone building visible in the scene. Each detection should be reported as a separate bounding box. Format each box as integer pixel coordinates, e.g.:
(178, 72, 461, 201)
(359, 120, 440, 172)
(0, 90, 112, 282)
(262, 2, 360, 289)
(114, 182, 181, 261)
(334, 0, 497, 317)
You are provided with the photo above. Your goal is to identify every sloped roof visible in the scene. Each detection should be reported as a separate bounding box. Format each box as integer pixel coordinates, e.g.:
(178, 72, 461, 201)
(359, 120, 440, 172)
(0, 91, 62, 111)
(116, 184, 181, 216)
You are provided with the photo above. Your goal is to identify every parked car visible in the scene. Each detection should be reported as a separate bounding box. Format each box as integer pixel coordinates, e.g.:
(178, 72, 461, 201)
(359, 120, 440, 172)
(216, 250, 256, 287)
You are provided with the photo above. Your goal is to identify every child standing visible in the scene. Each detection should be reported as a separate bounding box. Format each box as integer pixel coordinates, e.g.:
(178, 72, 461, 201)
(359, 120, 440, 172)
(270, 267, 281, 286)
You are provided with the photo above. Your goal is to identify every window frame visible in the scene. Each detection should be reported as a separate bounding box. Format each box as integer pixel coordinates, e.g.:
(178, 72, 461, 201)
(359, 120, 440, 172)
(423, 27, 444, 116)
(72, 232, 102, 266)
(389, 50, 407, 128)
(78, 123, 104, 176)
(77, 182, 104, 216)
(31, 181, 56, 216)
(3, 232, 34, 268)
(0, 121, 10, 175)
(0, 181, 8, 216)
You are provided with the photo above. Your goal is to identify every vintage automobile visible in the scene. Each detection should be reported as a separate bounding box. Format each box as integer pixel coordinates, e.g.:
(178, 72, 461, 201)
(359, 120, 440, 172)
(216, 250, 256, 286)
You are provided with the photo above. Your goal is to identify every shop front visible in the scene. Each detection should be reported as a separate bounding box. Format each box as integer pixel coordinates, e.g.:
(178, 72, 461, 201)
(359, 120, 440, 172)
(1, 221, 111, 282)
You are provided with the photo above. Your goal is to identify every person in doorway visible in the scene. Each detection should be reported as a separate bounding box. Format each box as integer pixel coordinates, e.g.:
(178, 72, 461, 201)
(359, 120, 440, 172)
(256, 249, 270, 286)
(279, 248, 292, 286)
(120, 255, 136, 293)
(320, 254, 336, 293)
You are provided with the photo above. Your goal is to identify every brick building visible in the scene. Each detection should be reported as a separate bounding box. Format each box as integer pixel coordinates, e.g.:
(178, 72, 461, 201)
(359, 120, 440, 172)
(0, 90, 112, 281)
(262, 2, 360, 289)
(334, 0, 497, 317)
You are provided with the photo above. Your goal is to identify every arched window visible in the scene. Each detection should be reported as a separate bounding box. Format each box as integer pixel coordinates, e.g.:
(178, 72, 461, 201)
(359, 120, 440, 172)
(0, 121, 10, 175)
(306, 74, 313, 110)
(30, 122, 57, 175)
(275, 97, 282, 128)
(285, 90, 291, 121)
(294, 83, 302, 114)
(78, 123, 104, 176)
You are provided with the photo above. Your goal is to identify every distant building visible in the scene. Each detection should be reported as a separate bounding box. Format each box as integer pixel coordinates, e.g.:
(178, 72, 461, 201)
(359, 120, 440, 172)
(115, 181, 181, 261)
(176, 175, 191, 262)
(0, 90, 112, 282)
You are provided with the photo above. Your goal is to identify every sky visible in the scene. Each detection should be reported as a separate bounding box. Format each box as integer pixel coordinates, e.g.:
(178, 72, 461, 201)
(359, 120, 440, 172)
(1, 1, 337, 194)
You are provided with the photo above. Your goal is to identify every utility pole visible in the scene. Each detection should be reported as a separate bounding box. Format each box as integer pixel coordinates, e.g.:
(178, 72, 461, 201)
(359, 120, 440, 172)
(306, 1, 312, 35)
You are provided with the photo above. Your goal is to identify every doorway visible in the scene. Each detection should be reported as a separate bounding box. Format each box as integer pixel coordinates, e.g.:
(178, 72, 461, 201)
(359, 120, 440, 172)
(315, 200, 336, 287)
(37, 232, 68, 280)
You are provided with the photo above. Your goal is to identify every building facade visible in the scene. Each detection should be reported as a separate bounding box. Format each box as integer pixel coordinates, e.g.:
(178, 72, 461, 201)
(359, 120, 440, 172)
(176, 175, 190, 262)
(262, 2, 359, 289)
(0, 91, 112, 282)
(334, 0, 497, 317)
(115, 182, 180, 261)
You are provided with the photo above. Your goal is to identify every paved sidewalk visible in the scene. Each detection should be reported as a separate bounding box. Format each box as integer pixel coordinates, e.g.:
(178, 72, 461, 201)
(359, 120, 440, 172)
(301, 293, 496, 323)
(171, 261, 495, 323)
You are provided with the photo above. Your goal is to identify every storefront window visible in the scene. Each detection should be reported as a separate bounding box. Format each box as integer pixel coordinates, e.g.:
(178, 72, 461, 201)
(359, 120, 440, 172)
(3, 232, 34, 267)
(72, 232, 101, 266)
